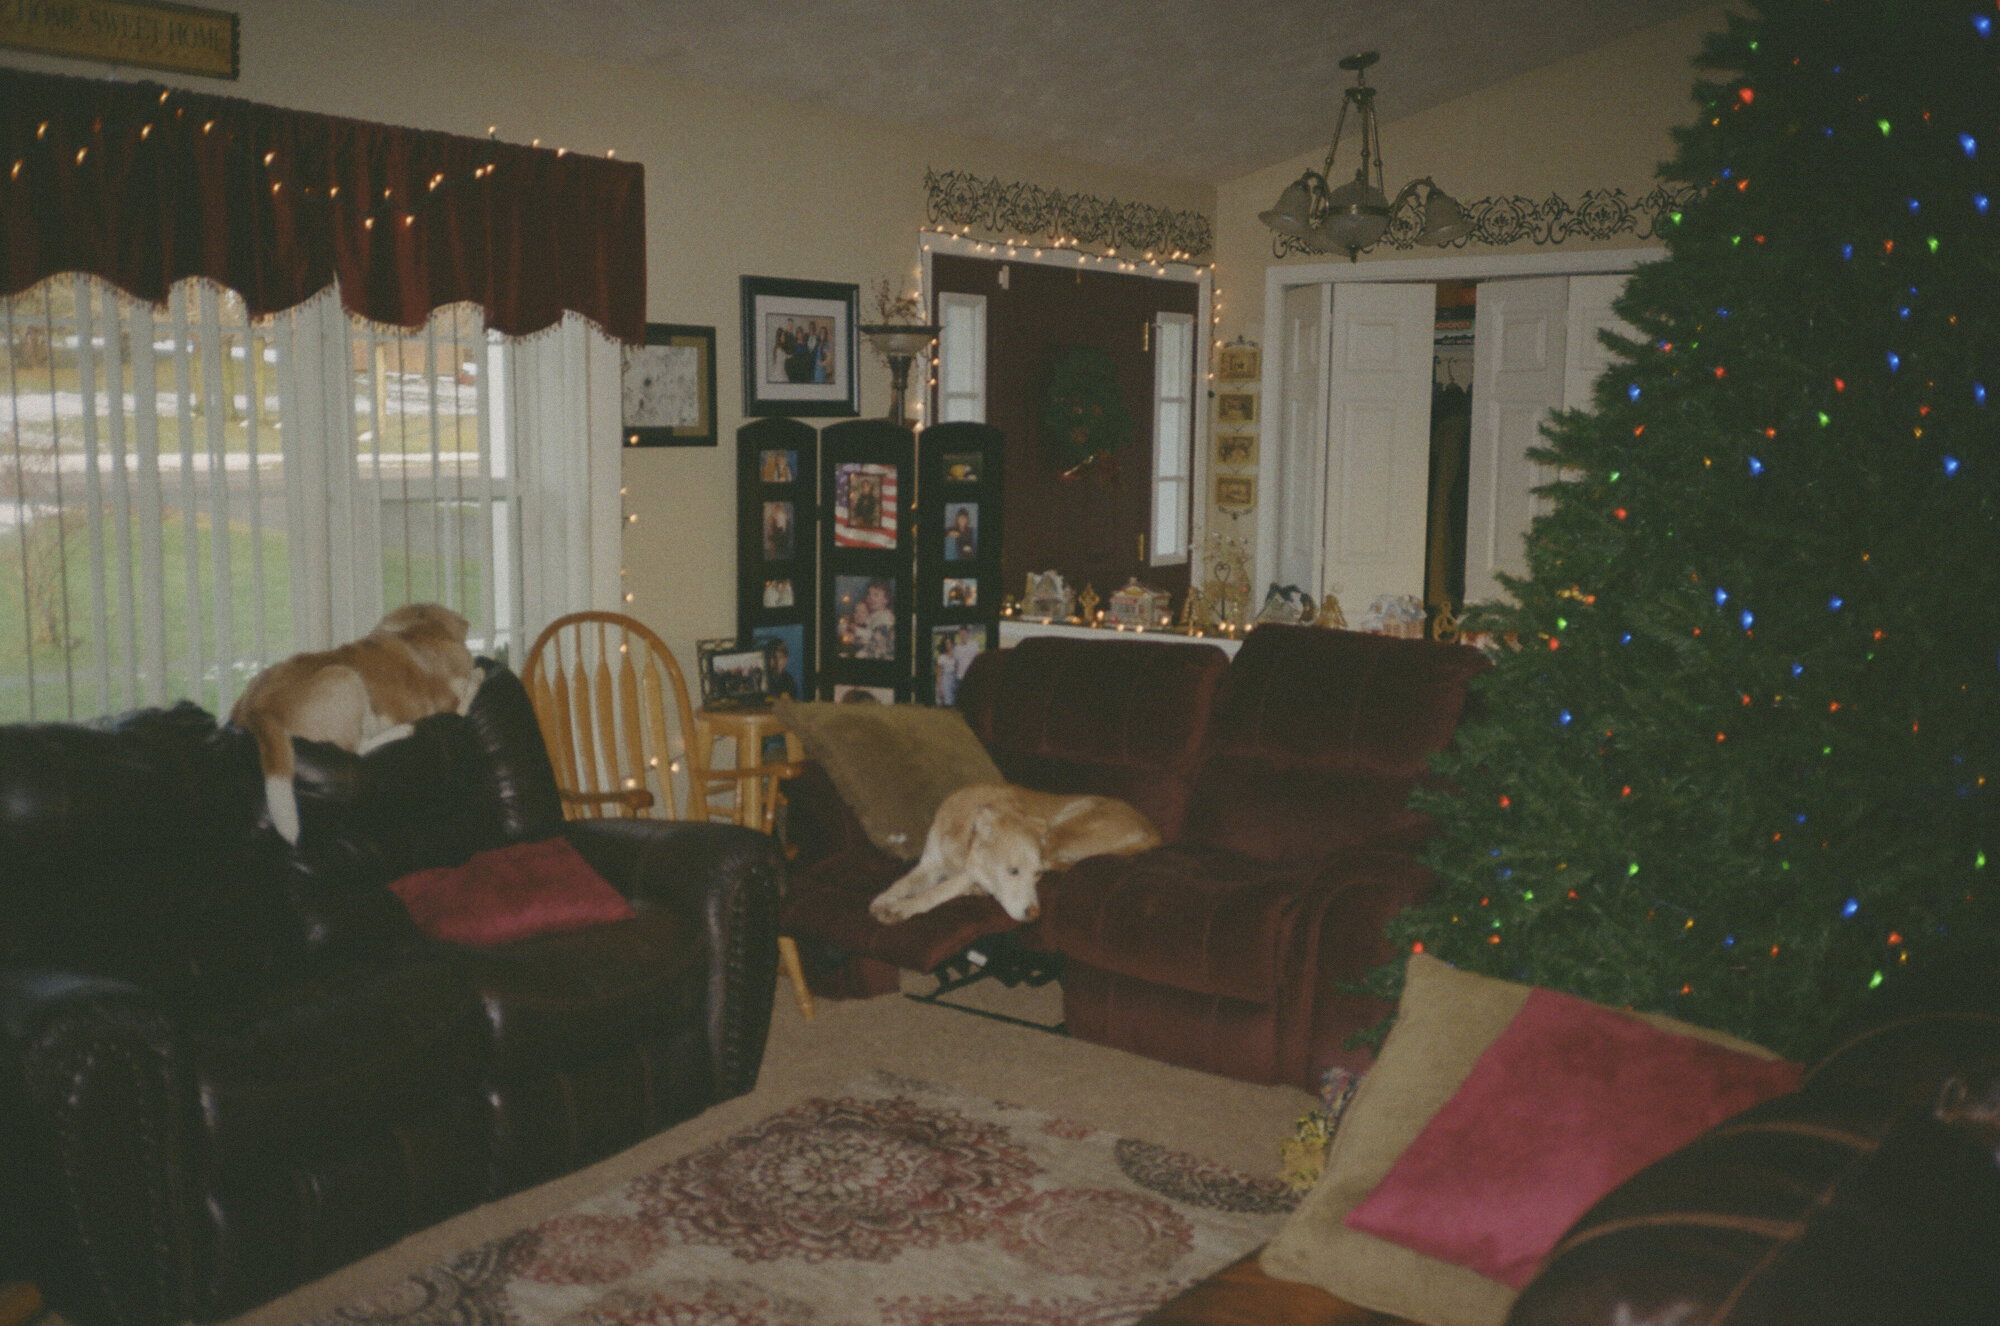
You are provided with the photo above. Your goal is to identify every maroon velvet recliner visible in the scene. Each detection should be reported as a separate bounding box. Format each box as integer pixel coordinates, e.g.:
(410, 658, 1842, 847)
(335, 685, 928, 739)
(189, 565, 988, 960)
(780, 625, 1488, 1088)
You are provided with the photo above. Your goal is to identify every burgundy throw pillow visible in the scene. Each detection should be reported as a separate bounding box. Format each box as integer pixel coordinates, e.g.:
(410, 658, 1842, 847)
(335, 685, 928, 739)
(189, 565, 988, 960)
(389, 836, 635, 946)
(1342, 984, 1802, 1290)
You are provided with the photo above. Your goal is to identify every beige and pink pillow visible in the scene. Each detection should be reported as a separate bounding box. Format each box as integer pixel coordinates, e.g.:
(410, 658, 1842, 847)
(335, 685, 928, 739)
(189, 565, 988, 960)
(1259, 953, 1799, 1326)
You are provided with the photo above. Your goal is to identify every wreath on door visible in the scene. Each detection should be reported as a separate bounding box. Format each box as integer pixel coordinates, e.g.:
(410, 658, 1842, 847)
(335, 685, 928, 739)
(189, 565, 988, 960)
(1042, 346, 1134, 482)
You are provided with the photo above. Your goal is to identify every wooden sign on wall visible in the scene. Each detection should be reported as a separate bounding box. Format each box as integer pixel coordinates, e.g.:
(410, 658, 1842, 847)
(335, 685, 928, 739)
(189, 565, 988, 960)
(1, 1, 239, 79)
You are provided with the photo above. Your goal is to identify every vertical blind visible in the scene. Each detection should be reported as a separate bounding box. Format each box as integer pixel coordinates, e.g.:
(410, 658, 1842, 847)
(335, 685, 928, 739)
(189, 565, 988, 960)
(1, 273, 618, 724)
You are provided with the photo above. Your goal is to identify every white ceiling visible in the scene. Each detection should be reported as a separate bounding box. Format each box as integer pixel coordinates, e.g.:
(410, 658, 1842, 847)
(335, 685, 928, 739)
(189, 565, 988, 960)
(321, 0, 1713, 183)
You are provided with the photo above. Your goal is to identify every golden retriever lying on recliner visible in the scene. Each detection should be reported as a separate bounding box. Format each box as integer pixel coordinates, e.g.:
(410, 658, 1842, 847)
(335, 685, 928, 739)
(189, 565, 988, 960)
(869, 783, 1161, 925)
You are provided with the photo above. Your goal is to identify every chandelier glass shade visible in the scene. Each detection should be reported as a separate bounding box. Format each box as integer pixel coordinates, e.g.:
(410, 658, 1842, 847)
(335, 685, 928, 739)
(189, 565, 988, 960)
(1260, 51, 1471, 259)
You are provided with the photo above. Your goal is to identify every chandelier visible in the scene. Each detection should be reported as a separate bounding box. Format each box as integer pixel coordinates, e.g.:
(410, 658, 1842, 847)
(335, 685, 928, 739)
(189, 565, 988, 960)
(1259, 51, 1473, 259)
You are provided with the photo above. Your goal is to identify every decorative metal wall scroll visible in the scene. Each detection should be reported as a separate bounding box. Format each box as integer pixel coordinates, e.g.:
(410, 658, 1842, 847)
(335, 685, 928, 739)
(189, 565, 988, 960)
(1270, 182, 1702, 259)
(924, 168, 1214, 262)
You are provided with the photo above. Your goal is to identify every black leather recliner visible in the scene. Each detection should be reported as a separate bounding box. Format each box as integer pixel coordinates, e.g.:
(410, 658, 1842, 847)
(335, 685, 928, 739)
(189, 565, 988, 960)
(0, 663, 783, 1326)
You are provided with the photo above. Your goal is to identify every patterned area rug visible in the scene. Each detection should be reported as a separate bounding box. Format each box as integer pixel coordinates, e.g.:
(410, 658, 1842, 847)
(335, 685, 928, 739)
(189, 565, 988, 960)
(311, 1071, 1298, 1326)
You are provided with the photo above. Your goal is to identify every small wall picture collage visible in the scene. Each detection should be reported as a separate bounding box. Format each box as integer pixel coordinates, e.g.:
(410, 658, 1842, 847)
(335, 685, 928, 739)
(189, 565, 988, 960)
(735, 417, 817, 701)
(916, 422, 1005, 707)
(1213, 340, 1259, 515)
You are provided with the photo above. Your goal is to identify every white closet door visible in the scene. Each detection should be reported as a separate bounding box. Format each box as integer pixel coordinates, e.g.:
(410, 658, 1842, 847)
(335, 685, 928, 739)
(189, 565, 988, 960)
(1466, 276, 1569, 603)
(1271, 281, 1332, 592)
(1321, 281, 1435, 612)
(1564, 272, 1635, 411)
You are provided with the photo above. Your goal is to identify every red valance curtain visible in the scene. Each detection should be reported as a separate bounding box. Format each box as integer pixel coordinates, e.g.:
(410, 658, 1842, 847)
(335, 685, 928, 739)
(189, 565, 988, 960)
(0, 66, 644, 342)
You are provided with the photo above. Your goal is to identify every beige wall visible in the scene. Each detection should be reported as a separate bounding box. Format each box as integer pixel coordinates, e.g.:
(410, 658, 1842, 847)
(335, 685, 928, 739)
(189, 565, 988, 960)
(0, 0, 1211, 671)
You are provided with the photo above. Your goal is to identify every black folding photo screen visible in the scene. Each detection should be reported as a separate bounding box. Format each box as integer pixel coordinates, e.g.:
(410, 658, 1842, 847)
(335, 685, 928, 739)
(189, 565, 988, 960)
(916, 421, 1005, 706)
(736, 416, 819, 700)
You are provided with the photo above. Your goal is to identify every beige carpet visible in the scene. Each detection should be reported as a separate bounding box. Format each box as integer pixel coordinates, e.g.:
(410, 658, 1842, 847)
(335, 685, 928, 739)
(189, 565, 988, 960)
(218, 973, 1315, 1326)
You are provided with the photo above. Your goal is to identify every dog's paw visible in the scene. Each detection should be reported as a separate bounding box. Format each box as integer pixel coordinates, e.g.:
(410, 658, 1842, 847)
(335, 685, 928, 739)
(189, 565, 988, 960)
(869, 897, 908, 924)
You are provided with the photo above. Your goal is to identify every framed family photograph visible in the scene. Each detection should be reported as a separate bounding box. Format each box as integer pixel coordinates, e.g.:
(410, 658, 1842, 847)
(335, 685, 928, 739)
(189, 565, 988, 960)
(740, 276, 859, 417)
(621, 323, 717, 447)
(697, 637, 783, 708)
(833, 461, 898, 549)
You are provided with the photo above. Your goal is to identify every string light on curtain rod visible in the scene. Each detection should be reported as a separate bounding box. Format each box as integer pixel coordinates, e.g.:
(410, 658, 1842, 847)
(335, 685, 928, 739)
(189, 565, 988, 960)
(1258, 51, 1473, 260)
(10, 88, 625, 237)
(920, 228, 1207, 276)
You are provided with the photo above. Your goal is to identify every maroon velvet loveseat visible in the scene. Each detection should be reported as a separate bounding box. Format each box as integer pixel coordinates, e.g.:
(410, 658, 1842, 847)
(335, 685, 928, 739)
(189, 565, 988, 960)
(780, 624, 1488, 1088)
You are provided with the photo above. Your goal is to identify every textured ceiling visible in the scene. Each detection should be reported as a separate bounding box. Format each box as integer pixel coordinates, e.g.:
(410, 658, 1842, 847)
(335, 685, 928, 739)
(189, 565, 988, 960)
(321, 0, 1714, 184)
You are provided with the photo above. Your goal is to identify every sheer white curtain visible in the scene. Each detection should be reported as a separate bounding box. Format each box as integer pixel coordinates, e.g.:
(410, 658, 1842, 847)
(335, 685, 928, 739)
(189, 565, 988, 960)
(1, 274, 619, 723)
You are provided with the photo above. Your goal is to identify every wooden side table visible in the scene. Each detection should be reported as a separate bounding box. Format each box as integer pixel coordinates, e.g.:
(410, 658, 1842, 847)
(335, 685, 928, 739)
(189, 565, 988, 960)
(694, 706, 814, 1022)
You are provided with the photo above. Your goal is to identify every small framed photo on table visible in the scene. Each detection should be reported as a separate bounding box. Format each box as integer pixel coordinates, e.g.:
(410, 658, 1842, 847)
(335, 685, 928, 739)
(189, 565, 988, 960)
(740, 276, 860, 417)
(621, 323, 717, 447)
(697, 637, 783, 709)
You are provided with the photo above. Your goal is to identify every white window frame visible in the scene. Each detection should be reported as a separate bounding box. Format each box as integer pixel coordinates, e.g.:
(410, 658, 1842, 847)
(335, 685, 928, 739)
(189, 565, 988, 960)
(1150, 310, 1195, 565)
(935, 291, 988, 424)
(1, 274, 616, 724)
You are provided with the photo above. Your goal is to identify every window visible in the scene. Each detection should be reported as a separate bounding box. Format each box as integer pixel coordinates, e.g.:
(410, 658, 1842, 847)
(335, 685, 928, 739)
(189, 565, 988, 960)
(1150, 311, 1195, 564)
(936, 292, 987, 424)
(1, 273, 615, 724)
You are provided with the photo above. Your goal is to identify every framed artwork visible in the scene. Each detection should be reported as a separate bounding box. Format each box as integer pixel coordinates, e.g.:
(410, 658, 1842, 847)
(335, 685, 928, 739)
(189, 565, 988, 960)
(740, 276, 859, 417)
(916, 420, 1004, 707)
(736, 416, 818, 696)
(621, 323, 717, 447)
(1215, 345, 1261, 382)
(1215, 432, 1258, 467)
(697, 637, 783, 708)
(832, 461, 898, 549)
(1216, 474, 1257, 512)
(1215, 391, 1258, 426)
(819, 419, 915, 700)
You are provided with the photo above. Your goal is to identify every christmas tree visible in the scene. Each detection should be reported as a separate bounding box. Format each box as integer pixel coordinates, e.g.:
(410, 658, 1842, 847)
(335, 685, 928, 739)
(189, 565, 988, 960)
(1383, 0, 2000, 1057)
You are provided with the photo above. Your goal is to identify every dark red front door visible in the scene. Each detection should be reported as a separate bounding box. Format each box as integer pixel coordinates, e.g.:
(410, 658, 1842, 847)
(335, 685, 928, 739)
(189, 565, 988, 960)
(933, 255, 1196, 608)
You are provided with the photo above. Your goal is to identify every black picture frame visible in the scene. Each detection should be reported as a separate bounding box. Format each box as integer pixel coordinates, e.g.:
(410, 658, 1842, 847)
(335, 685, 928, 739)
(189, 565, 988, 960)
(917, 421, 1005, 706)
(621, 323, 717, 447)
(819, 419, 915, 700)
(697, 637, 785, 708)
(737, 417, 819, 697)
(740, 276, 860, 418)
